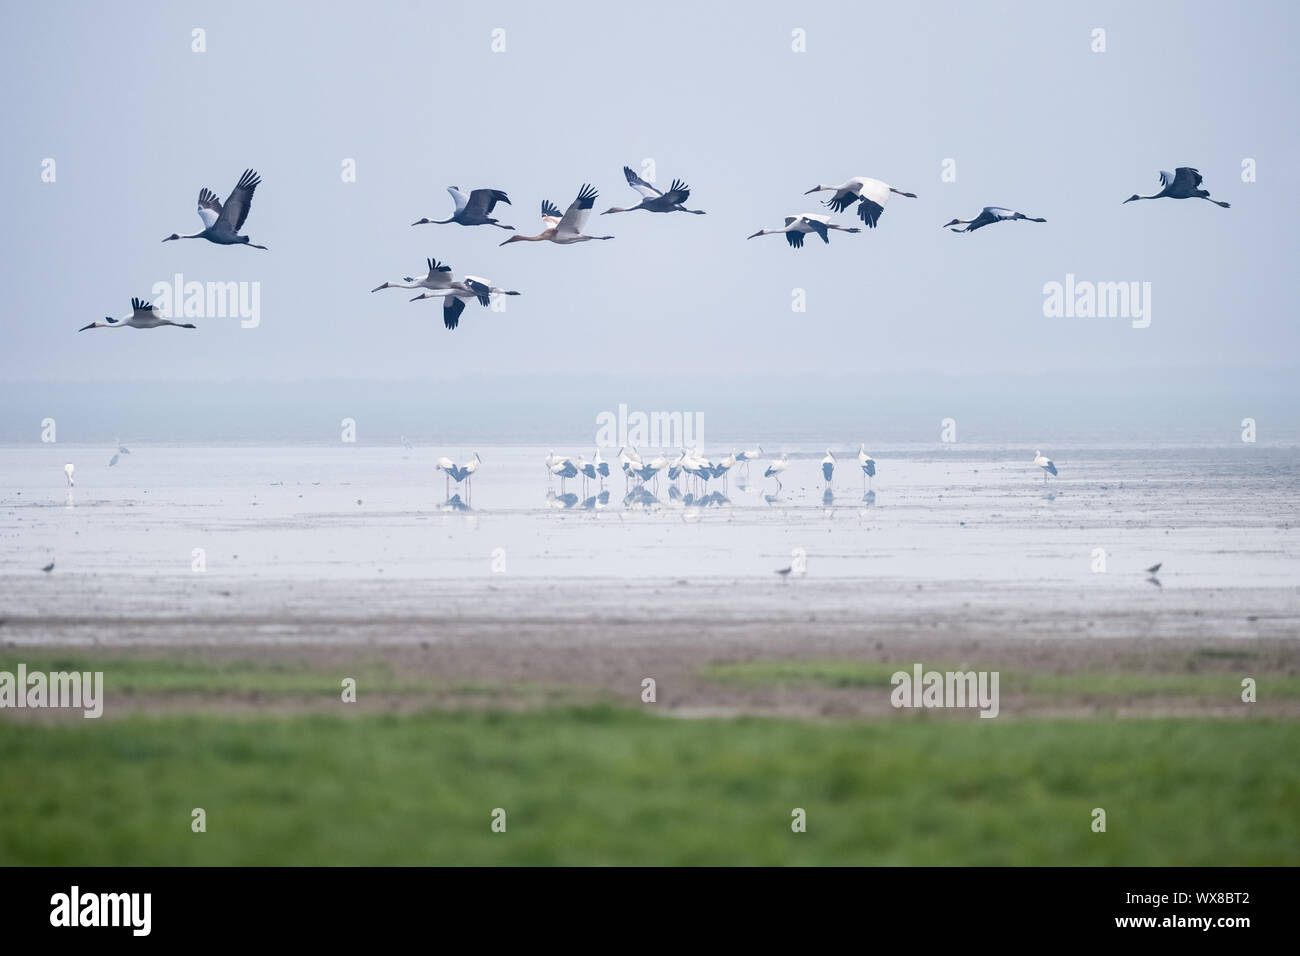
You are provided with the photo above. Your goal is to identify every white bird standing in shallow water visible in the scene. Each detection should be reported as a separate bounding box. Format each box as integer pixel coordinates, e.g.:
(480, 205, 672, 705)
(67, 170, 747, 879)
(821, 449, 836, 483)
(764, 452, 790, 488)
(747, 214, 860, 248)
(1033, 449, 1058, 481)
(858, 444, 876, 490)
(79, 298, 196, 332)
(64, 464, 75, 487)
(943, 207, 1046, 233)
(163, 169, 267, 249)
(803, 177, 917, 228)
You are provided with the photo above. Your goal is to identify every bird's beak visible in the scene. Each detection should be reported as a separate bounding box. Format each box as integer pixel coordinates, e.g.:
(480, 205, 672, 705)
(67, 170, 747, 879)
(941, 220, 959, 228)
(77, 322, 95, 332)
(802, 187, 819, 195)
(370, 284, 386, 293)
(745, 230, 761, 240)
(410, 219, 427, 226)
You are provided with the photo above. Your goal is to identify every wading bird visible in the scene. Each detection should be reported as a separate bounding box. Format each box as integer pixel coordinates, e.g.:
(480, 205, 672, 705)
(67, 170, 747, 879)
(943, 207, 1046, 233)
(436, 453, 482, 498)
(1033, 449, 1058, 481)
(412, 187, 514, 229)
(163, 169, 267, 249)
(747, 214, 860, 248)
(64, 464, 75, 487)
(1123, 168, 1229, 208)
(78, 298, 196, 332)
(500, 185, 614, 246)
(858, 444, 876, 490)
(803, 177, 917, 227)
(602, 167, 706, 215)
(764, 452, 790, 488)
(549, 456, 579, 491)
(821, 450, 836, 483)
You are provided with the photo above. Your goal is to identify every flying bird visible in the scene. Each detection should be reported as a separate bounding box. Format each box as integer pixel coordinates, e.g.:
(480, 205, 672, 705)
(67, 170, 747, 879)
(500, 185, 614, 245)
(41, 560, 54, 573)
(1124, 168, 1229, 207)
(404, 262, 520, 330)
(747, 214, 860, 248)
(803, 177, 917, 227)
(163, 169, 267, 249)
(371, 257, 454, 293)
(109, 453, 119, 467)
(79, 298, 196, 332)
(1145, 563, 1163, 576)
(1033, 449, 1058, 480)
(602, 167, 706, 215)
(943, 207, 1046, 233)
(412, 187, 514, 229)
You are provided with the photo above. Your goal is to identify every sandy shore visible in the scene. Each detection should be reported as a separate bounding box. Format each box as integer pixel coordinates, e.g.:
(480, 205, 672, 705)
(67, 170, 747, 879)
(3, 574, 1296, 720)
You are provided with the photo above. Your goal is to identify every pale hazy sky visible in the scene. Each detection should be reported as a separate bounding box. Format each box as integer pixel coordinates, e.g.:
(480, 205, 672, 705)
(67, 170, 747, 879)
(2, 0, 1297, 392)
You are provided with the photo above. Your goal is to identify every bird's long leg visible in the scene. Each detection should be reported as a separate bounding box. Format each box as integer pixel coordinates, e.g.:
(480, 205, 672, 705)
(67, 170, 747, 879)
(1201, 196, 1231, 208)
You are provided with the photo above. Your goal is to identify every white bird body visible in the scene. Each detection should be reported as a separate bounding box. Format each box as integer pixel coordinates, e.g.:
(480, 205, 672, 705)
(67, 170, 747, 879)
(764, 453, 790, 479)
(501, 186, 614, 246)
(372, 257, 455, 294)
(79, 298, 197, 332)
(747, 214, 860, 248)
(821, 449, 836, 482)
(64, 463, 75, 487)
(1033, 449, 1058, 478)
(858, 444, 876, 478)
(804, 176, 917, 227)
(405, 262, 520, 330)
(163, 169, 266, 249)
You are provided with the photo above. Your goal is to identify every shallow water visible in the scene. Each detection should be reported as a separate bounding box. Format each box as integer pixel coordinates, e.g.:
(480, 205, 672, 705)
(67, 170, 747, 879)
(2, 442, 1297, 591)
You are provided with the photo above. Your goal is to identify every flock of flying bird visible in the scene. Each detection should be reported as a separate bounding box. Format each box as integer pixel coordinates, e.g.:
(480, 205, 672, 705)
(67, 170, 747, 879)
(75, 164, 1229, 333)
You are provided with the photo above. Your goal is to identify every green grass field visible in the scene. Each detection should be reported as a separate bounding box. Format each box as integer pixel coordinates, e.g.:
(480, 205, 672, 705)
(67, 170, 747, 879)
(2, 704, 1297, 865)
(701, 657, 1298, 700)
